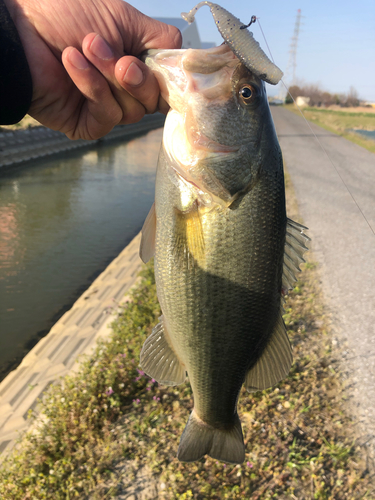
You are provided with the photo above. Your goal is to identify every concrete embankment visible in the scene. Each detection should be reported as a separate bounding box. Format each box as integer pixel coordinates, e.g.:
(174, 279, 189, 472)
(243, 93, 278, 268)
(0, 233, 143, 456)
(0, 116, 164, 455)
(0, 114, 165, 169)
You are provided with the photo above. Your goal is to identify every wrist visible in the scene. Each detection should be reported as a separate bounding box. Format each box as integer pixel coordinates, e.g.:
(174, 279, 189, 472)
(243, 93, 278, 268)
(3, 0, 19, 21)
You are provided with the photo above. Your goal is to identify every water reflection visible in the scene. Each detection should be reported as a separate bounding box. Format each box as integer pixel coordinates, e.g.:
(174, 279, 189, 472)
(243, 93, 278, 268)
(0, 128, 162, 379)
(349, 129, 375, 141)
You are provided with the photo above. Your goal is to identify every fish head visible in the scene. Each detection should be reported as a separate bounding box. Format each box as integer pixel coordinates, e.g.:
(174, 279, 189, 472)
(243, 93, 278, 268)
(144, 44, 281, 207)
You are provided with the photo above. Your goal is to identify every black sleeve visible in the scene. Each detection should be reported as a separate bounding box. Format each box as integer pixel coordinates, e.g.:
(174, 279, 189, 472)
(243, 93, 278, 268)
(0, 0, 32, 124)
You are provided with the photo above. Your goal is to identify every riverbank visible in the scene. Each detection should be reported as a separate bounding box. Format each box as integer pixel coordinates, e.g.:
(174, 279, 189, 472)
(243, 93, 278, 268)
(0, 233, 143, 456)
(284, 104, 375, 153)
(0, 114, 165, 170)
(0, 168, 373, 498)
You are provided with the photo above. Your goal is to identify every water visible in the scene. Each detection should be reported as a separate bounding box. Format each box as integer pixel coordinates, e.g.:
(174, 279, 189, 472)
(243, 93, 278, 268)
(0, 128, 162, 380)
(350, 129, 375, 141)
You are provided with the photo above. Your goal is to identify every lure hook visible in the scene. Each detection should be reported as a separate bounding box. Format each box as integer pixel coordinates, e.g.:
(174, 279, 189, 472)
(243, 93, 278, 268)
(240, 15, 257, 30)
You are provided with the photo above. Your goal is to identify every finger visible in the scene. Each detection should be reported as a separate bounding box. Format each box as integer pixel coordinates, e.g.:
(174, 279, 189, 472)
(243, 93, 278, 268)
(114, 56, 165, 114)
(82, 33, 147, 123)
(116, 6, 182, 54)
(62, 47, 122, 139)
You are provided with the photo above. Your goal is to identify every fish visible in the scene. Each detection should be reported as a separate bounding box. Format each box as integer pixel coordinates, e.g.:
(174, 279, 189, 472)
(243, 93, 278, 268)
(139, 38, 308, 464)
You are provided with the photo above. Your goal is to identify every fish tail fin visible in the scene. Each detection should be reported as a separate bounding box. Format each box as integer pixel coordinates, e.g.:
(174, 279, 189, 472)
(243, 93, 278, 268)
(177, 409, 245, 464)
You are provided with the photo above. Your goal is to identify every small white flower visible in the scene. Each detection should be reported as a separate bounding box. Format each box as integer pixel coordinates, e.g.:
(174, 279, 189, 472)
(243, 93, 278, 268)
(119, 383, 125, 389)
(60, 397, 65, 403)
(49, 469, 54, 475)
(93, 409, 98, 413)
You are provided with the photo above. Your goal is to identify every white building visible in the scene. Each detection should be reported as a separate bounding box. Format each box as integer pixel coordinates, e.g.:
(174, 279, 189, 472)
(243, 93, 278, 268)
(154, 18, 215, 50)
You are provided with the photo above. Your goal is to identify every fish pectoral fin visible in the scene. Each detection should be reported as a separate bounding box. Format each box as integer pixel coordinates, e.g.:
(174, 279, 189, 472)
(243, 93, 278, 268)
(174, 202, 205, 265)
(140, 202, 156, 264)
(244, 314, 292, 393)
(177, 409, 245, 464)
(282, 218, 310, 294)
(140, 315, 186, 386)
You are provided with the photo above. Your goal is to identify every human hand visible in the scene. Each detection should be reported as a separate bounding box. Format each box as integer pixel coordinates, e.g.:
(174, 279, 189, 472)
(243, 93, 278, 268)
(4, 0, 181, 139)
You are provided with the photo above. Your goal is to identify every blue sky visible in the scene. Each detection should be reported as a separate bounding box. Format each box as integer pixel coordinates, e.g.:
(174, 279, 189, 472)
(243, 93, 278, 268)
(136, 0, 375, 101)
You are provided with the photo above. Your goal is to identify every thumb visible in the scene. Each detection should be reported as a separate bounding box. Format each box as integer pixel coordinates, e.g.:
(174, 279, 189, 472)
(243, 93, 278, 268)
(115, 4, 182, 55)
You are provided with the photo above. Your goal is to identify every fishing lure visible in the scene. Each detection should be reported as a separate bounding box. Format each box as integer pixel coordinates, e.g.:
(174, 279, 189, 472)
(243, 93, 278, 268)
(181, 1, 283, 85)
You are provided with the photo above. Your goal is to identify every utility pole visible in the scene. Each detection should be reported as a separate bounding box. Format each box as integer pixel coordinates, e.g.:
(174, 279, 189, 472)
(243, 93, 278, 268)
(288, 9, 302, 86)
(279, 9, 302, 101)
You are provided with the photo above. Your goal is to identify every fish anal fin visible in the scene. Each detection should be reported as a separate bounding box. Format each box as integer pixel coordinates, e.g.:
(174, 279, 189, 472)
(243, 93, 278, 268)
(140, 315, 186, 386)
(244, 314, 292, 393)
(140, 202, 156, 264)
(177, 410, 245, 464)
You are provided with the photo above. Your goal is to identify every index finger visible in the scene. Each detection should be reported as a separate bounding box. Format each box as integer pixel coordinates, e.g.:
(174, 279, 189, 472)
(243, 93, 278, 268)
(115, 56, 169, 115)
(115, 6, 182, 55)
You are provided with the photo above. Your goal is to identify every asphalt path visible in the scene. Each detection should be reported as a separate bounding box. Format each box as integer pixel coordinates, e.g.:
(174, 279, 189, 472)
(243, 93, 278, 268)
(271, 106, 375, 464)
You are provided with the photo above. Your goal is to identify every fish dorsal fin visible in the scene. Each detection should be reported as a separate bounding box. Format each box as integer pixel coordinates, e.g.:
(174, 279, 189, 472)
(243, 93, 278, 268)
(244, 314, 292, 392)
(140, 202, 156, 264)
(282, 218, 310, 293)
(140, 315, 186, 386)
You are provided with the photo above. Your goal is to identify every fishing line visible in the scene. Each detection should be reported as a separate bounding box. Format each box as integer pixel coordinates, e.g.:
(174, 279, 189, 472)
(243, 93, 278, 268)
(255, 17, 375, 238)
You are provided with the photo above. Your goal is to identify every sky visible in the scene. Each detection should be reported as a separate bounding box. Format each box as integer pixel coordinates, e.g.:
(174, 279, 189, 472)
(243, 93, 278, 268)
(135, 0, 375, 102)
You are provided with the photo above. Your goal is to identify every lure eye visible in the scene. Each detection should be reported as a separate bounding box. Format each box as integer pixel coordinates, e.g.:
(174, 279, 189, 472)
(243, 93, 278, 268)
(239, 85, 257, 104)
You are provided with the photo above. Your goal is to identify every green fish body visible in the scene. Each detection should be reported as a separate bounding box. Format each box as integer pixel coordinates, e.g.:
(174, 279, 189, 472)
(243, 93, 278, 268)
(140, 44, 308, 463)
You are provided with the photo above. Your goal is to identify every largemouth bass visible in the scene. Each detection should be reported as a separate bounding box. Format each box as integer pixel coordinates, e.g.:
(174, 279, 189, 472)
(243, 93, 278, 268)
(139, 42, 308, 464)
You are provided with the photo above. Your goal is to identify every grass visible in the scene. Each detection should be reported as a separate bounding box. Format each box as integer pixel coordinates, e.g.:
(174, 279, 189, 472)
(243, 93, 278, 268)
(284, 104, 375, 154)
(0, 115, 41, 132)
(0, 173, 373, 499)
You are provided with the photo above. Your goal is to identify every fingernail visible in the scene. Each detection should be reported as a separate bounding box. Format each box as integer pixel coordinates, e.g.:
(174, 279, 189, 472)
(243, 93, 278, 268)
(69, 49, 90, 70)
(124, 62, 144, 86)
(90, 34, 113, 60)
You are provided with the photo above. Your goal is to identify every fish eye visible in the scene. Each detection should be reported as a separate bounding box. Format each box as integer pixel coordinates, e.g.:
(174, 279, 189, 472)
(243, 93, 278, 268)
(239, 84, 258, 104)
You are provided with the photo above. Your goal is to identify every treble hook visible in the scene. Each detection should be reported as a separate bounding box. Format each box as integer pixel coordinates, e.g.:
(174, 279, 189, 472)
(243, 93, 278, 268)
(240, 15, 257, 29)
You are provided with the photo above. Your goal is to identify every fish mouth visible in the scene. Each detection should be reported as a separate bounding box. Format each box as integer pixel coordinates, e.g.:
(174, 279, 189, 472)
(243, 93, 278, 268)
(144, 45, 243, 207)
(143, 44, 239, 115)
(144, 45, 240, 156)
(143, 44, 238, 97)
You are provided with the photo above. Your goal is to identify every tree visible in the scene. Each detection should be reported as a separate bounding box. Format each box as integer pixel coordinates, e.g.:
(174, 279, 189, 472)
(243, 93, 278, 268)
(345, 86, 360, 107)
(285, 85, 302, 104)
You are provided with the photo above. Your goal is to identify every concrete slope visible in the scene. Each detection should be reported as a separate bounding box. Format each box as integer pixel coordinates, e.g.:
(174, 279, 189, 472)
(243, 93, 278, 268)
(271, 106, 375, 461)
(0, 114, 165, 169)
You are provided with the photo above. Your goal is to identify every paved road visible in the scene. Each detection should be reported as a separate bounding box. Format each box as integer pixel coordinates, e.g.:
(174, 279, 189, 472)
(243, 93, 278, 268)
(271, 106, 375, 463)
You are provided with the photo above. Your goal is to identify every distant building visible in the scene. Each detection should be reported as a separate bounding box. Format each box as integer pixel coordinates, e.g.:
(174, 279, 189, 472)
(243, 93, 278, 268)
(154, 17, 215, 49)
(295, 96, 310, 107)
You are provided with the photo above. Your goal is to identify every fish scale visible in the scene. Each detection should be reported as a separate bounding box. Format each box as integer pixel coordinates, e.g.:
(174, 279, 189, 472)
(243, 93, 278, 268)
(154, 147, 285, 425)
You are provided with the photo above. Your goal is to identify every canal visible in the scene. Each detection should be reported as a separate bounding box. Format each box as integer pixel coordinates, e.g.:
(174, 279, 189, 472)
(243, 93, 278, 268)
(0, 127, 162, 381)
(351, 128, 375, 141)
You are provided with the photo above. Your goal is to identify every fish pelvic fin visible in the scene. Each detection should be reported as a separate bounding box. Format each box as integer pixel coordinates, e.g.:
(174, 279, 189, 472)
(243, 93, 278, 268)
(244, 313, 292, 392)
(177, 410, 245, 464)
(140, 202, 156, 264)
(140, 315, 186, 386)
